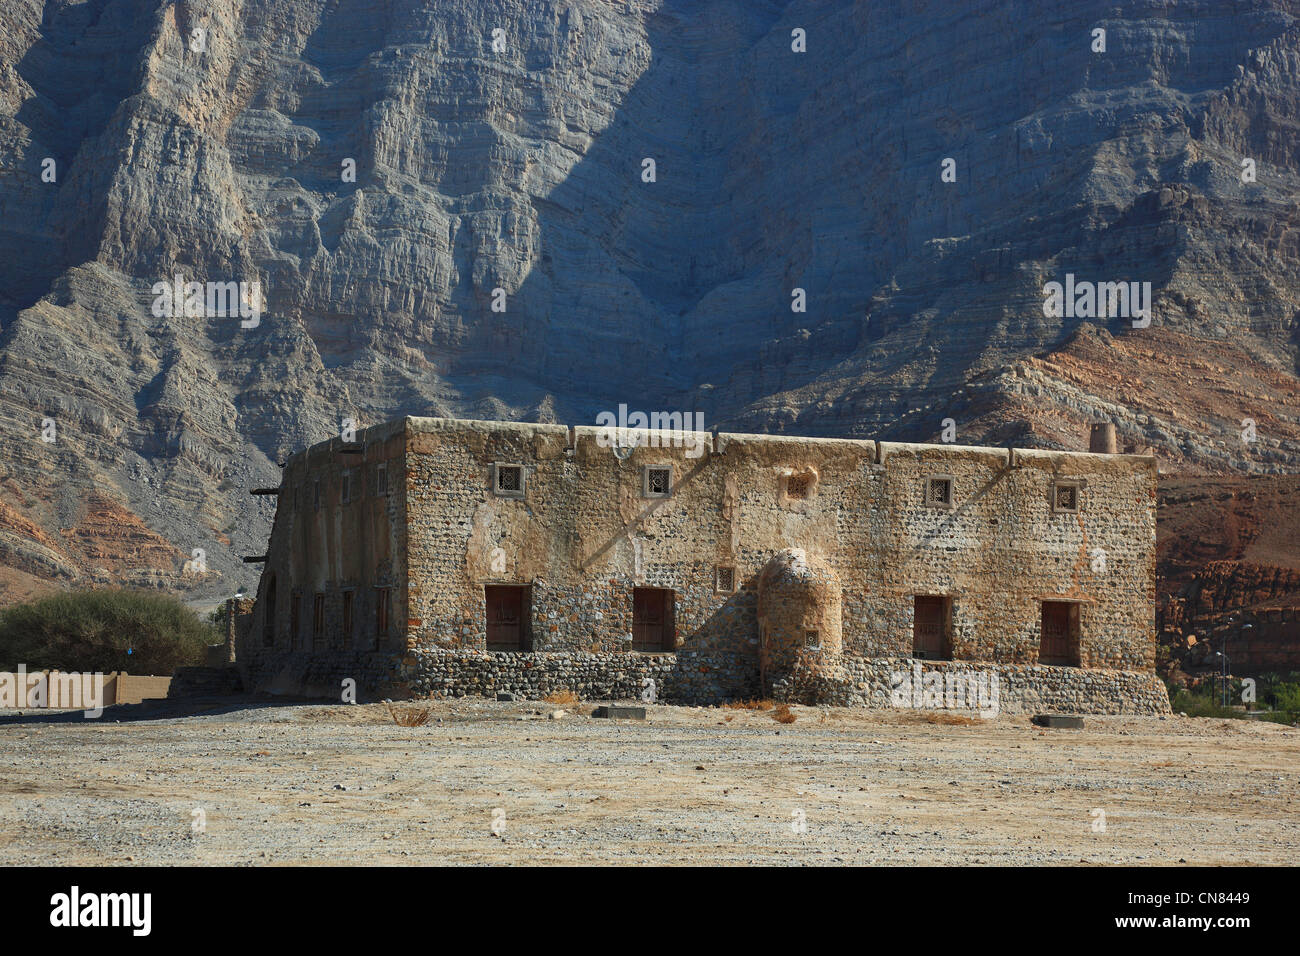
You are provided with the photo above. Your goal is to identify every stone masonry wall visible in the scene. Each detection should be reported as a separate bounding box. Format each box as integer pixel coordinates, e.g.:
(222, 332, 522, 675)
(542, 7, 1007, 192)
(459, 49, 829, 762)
(236, 643, 1166, 715)
(772, 658, 1170, 715)
(843, 445, 1156, 669)
(409, 648, 760, 704)
(237, 646, 761, 705)
(244, 417, 1159, 712)
(240, 647, 410, 699)
(243, 419, 409, 669)
(401, 418, 1156, 671)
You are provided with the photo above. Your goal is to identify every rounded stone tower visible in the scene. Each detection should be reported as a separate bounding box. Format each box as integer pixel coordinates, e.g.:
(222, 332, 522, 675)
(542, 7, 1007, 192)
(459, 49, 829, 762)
(1089, 421, 1118, 454)
(756, 548, 842, 691)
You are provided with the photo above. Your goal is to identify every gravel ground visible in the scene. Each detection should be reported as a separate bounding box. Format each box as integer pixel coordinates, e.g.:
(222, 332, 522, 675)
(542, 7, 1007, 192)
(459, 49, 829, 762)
(0, 699, 1296, 865)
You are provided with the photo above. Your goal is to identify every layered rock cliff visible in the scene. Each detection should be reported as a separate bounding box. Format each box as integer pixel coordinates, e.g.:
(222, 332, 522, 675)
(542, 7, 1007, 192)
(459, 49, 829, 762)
(1, 0, 1299, 599)
(1157, 475, 1300, 677)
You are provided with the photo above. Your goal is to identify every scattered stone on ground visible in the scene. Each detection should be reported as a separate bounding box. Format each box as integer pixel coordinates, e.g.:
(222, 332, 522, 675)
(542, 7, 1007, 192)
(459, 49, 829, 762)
(0, 699, 1294, 865)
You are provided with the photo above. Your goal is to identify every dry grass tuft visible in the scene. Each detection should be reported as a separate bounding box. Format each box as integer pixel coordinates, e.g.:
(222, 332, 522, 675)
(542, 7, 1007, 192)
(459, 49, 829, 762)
(771, 704, 797, 724)
(722, 699, 774, 711)
(543, 689, 580, 708)
(386, 702, 432, 727)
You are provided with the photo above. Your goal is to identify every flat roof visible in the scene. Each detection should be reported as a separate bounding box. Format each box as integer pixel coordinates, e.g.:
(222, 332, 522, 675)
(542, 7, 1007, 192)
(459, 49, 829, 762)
(284, 415, 1155, 467)
(409, 415, 1146, 461)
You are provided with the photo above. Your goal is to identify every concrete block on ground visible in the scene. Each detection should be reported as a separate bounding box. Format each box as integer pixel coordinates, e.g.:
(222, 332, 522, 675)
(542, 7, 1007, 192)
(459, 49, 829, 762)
(1032, 713, 1084, 729)
(592, 704, 646, 720)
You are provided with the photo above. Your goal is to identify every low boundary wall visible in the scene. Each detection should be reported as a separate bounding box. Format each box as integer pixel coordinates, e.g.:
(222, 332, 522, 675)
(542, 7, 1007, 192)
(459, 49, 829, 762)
(0, 671, 172, 708)
(241, 648, 1169, 714)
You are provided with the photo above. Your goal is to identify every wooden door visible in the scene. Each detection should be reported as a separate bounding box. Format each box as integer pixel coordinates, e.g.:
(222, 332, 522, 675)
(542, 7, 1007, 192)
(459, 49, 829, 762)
(1039, 601, 1076, 665)
(486, 585, 528, 651)
(632, 588, 672, 652)
(913, 596, 948, 659)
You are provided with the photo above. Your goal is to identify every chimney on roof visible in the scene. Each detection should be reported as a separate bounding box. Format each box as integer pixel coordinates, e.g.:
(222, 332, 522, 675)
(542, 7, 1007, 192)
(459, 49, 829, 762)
(1089, 422, 1117, 454)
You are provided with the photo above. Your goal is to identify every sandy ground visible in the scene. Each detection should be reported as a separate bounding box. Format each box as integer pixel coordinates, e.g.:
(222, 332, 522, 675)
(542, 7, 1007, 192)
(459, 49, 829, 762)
(0, 699, 1296, 866)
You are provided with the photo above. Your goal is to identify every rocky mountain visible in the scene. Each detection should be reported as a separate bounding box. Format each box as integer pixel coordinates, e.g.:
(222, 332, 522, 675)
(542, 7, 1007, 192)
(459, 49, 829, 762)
(1, 0, 1299, 601)
(1157, 474, 1300, 679)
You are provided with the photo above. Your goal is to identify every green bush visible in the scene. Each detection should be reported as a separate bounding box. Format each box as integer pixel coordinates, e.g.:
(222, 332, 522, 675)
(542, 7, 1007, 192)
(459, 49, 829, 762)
(1270, 682, 1300, 714)
(1171, 680, 1300, 725)
(1255, 711, 1298, 725)
(1255, 681, 1300, 724)
(0, 589, 215, 675)
(1170, 687, 1248, 720)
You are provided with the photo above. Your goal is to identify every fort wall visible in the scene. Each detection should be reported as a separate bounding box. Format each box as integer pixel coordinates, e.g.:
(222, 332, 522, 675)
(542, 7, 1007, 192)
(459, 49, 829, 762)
(243, 417, 1165, 713)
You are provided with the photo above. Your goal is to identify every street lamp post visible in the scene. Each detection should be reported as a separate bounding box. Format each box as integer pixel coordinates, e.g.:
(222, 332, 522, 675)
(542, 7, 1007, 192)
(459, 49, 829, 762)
(1211, 650, 1228, 708)
(1216, 642, 1227, 712)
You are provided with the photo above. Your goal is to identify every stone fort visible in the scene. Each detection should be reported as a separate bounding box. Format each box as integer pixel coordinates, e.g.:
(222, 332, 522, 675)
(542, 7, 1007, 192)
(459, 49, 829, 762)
(240, 416, 1170, 714)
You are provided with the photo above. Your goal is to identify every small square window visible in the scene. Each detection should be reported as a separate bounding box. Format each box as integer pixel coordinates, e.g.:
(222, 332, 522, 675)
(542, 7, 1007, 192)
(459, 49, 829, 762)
(786, 473, 811, 500)
(493, 463, 525, 498)
(804, 630, 821, 652)
(924, 475, 954, 509)
(375, 463, 388, 497)
(1052, 480, 1082, 514)
(714, 566, 736, 594)
(643, 465, 672, 498)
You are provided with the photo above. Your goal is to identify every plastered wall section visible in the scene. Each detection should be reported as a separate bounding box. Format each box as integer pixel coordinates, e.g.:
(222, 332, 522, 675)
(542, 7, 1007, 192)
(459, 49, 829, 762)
(849, 443, 1156, 669)
(401, 418, 1156, 672)
(244, 419, 409, 659)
